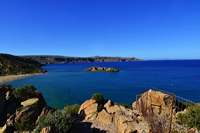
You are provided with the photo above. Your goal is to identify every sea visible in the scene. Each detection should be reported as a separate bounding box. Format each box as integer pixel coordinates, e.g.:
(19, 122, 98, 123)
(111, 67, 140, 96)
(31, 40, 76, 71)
(1, 60, 200, 109)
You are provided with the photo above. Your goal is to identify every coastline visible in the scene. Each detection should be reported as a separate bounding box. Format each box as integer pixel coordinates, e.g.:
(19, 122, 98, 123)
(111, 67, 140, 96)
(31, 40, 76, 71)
(0, 73, 46, 83)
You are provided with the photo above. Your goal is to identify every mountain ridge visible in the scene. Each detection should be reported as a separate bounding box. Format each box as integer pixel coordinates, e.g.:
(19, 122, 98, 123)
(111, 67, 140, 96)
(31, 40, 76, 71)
(22, 55, 144, 64)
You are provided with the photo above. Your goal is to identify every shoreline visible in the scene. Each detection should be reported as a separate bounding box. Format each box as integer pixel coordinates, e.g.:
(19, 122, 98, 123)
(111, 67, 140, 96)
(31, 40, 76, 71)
(0, 73, 46, 83)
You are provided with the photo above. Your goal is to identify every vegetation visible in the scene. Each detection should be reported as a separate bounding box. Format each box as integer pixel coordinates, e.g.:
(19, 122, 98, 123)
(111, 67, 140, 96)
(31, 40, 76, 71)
(176, 104, 200, 130)
(91, 93, 105, 103)
(0, 53, 46, 76)
(114, 102, 132, 109)
(35, 110, 75, 133)
(12, 85, 36, 102)
(15, 119, 34, 131)
(64, 104, 80, 114)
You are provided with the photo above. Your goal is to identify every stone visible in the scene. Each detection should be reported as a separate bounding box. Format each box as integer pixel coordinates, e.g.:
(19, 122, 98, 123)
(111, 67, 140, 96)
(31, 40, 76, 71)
(78, 99, 98, 120)
(0, 85, 14, 100)
(96, 109, 113, 124)
(132, 89, 173, 116)
(104, 100, 114, 110)
(0, 103, 17, 127)
(0, 123, 15, 133)
(40, 126, 58, 133)
(21, 98, 39, 107)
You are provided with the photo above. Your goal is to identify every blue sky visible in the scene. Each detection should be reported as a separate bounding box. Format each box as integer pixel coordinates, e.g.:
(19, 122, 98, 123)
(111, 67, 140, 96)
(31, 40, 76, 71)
(0, 0, 200, 60)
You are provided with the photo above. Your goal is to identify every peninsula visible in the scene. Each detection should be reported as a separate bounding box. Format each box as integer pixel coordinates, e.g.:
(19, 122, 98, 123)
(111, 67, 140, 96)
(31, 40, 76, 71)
(22, 55, 144, 64)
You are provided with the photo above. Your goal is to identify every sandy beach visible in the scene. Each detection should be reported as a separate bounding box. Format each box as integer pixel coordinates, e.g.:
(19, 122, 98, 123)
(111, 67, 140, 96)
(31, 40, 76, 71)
(0, 73, 45, 83)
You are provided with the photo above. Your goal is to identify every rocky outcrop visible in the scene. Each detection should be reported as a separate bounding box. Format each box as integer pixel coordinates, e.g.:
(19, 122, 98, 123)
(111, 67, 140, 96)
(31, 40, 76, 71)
(132, 89, 173, 116)
(85, 67, 119, 72)
(78, 99, 149, 133)
(78, 99, 98, 120)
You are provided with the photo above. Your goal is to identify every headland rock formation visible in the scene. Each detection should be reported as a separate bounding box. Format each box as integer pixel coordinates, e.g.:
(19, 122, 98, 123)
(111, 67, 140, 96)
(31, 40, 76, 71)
(22, 55, 144, 64)
(0, 54, 47, 76)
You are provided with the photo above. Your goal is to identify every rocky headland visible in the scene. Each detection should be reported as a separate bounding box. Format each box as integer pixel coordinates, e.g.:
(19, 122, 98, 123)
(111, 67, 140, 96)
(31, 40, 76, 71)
(22, 55, 144, 64)
(0, 84, 199, 133)
(0, 54, 47, 76)
(85, 67, 119, 72)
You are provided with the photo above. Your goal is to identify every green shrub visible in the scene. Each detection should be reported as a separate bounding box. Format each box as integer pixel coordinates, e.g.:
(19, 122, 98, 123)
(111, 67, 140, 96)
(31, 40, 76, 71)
(12, 85, 36, 102)
(91, 93, 105, 103)
(35, 110, 75, 133)
(114, 102, 132, 109)
(15, 119, 34, 131)
(64, 104, 80, 114)
(176, 104, 200, 130)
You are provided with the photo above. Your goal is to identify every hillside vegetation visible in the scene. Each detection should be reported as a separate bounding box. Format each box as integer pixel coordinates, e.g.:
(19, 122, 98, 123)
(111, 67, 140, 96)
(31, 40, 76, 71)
(0, 53, 47, 76)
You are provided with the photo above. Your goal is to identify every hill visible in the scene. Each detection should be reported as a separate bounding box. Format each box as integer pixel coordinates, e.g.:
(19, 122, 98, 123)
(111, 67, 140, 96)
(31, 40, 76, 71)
(0, 53, 47, 76)
(22, 55, 144, 64)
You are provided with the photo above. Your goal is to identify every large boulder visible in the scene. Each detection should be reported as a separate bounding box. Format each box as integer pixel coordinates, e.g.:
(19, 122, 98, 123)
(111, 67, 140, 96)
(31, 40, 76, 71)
(78, 99, 98, 120)
(132, 89, 173, 116)
(96, 109, 113, 124)
(15, 98, 45, 124)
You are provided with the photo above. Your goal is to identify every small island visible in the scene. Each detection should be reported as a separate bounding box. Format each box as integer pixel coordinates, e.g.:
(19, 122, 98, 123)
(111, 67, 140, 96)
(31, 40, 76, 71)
(85, 66, 119, 72)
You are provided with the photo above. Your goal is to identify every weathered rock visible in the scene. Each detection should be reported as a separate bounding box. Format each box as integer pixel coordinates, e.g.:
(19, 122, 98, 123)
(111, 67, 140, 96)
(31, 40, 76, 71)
(107, 105, 127, 114)
(0, 85, 15, 95)
(21, 98, 39, 107)
(0, 102, 17, 126)
(96, 109, 113, 124)
(40, 126, 58, 133)
(132, 89, 173, 116)
(78, 99, 98, 120)
(0, 92, 6, 115)
(85, 67, 119, 72)
(104, 100, 114, 109)
(0, 123, 15, 133)
(15, 98, 44, 124)
(105, 67, 119, 72)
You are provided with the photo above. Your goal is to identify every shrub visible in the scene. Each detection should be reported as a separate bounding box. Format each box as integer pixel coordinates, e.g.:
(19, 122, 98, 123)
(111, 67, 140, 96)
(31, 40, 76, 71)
(176, 104, 200, 130)
(64, 104, 80, 114)
(12, 85, 36, 102)
(15, 119, 34, 131)
(35, 110, 75, 133)
(114, 102, 132, 109)
(91, 93, 105, 103)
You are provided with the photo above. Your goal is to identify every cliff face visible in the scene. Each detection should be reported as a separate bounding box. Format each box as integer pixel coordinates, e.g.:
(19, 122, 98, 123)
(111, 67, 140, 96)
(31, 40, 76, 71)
(0, 53, 47, 76)
(22, 55, 144, 64)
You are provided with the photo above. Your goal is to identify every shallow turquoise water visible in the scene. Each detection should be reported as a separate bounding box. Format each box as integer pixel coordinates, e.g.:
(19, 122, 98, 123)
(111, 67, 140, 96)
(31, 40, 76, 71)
(2, 60, 200, 109)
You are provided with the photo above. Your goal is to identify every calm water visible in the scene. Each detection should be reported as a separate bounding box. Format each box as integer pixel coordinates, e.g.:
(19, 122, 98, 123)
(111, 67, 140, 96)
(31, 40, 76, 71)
(2, 60, 200, 109)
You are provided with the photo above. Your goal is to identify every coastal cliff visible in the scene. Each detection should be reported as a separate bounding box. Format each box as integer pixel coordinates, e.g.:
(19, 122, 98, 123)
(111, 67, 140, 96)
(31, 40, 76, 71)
(0, 54, 47, 76)
(22, 55, 144, 64)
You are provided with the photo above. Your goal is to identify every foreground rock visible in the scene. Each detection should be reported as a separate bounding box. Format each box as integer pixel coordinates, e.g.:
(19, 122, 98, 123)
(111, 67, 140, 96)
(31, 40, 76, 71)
(85, 67, 119, 72)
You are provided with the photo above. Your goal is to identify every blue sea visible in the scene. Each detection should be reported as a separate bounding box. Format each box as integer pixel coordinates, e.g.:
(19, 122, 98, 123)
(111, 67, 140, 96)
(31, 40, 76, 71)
(2, 60, 200, 109)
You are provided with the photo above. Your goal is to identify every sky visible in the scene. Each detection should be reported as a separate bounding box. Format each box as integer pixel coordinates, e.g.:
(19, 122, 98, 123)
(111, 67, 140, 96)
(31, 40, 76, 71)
(0, 0, 200, 60)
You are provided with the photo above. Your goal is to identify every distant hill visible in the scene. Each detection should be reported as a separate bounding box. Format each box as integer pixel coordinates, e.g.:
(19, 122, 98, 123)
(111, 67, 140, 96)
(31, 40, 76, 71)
(0, 54, 47, 76)
(22, 55, 144, 64)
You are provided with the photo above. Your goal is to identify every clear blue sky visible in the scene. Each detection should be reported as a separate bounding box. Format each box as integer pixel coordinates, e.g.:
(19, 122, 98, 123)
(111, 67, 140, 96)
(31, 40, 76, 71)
(1, 0, 200, 60)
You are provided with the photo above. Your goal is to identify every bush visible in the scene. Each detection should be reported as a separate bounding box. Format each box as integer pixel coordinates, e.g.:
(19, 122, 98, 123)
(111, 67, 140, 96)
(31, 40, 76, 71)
(12, 85, 36, 102)
(176, 104, 200, 130)
(15, 119, 34, 131)
(91, 93, 105, 103)
(64, 104, 80, 114)
(35, 110, 75, 133)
